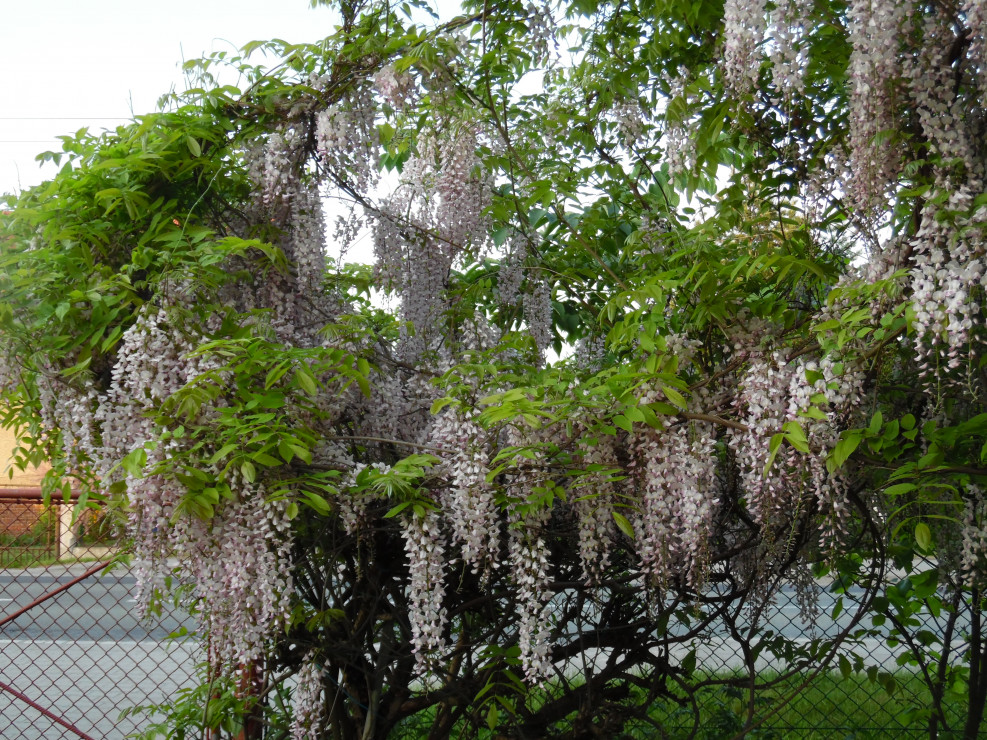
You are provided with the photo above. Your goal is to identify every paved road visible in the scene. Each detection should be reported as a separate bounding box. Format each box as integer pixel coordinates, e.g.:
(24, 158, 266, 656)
(1, 564, 198, 739)
(0, 564, 194, 641)
(0, 639, 198, 739)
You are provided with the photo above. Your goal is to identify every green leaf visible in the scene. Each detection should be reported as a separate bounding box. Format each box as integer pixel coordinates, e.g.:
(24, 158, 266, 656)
(294, 366, 318, 396)
(885, 483, 916, 497)
(763, 432, 785, 477)
(431, 397, 454, 414)
(915, 522, 932, 552)
(829, 432, 862, 472)
(302, 491, 332, 516)
(252, 452, 282, 467)
(799, 405, 828, 421)
(782, 420, 809, 453)
(868, 411, 883, 435)
(612, 511, 635, 538)
(121, 448, 147, 477)
(623, 406, 645, 423)
(838, 654, 852, 680)
(186, 136, 201, 157)
(681, 648, 697, 675)
(661, 385, 687, 410)
(209, 444, 237, 465)
(613, 414, 633, 433)
(486, 703, 500, 731)
(240, 460, 257, 484)
(383, 501, 412, 518)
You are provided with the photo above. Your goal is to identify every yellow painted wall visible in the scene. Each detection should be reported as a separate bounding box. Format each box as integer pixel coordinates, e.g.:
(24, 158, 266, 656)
(0, 425, 47, 488)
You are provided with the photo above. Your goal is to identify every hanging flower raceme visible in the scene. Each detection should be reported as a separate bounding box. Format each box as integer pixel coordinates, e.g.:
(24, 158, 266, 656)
(291, 652, 327, 740)
(402, 509, 450, 674)
(786, 357, 864, 551)
(908, 189, 987, 388)
(431, 410, 501, 581)
(507, 495, 554, 684)
(572, 432, 618, 585)
(630, 417, 718, 592)
(845, 0, 909, 211)
(768, 0, 812, 101)
(721, 0, 768, 98)
(315, 86, 380, 193)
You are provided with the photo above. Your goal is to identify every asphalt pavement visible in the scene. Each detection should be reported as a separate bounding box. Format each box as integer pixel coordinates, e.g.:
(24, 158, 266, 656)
(0, 565, 192, 641)
(1, 564, 198, 739)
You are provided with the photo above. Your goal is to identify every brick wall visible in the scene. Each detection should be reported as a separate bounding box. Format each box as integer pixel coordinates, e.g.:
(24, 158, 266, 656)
(0, 424, 51, 538)
(0, 500, 48, 538)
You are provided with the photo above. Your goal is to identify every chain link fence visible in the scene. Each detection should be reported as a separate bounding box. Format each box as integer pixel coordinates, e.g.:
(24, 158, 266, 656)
(0, 489, 197, 739)
(654, 581, 974, 739)
(1, 489, 979, 738)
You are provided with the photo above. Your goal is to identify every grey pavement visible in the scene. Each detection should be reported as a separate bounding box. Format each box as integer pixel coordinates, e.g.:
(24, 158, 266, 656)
(0, 639, 198, 739)
(0, 640, 198, 740)
(0, 564, 193, 641)
(1, 564, 198, 739)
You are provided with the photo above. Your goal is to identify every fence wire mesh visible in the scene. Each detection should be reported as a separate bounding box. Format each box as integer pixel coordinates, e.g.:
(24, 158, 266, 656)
(0, 491, 197, 739)
(0, 490, 979, 738)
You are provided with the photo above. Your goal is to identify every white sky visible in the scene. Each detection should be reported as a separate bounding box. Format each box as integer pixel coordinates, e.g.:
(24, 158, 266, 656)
(0, 0, 341, 196)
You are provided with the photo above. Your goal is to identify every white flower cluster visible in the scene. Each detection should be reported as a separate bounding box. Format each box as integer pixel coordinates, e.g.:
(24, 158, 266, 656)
(498, 235, 527, 306)
(909, 189, 987, 383)
(729, 353, 802, 538)
(194, 485, 294, 671)
(659, 66, 698, 176)
(286, 179, 328, 298)
(903, 12, 983, 182)
(507, 493, 554, 683)
(374, 65, 414, 110)
(961, 487, 987, 587)
(573, 434, 617, 584)
(964, 0, 987, 106)
(244, 130, 338, 345)
(95, 307, 197, 578)
(316, 88, 379, 194)
(721, 0, 768, 98)
(523, 280, 553, 358)
(845, 0, 908, 211)
(637, 214, 672, 255)
(631, 418, 718, 591)
(611, 102, 648, 149)
(768, 0, 812, 102)
(258, 132, 298, 207)
(370, 126, 491, 361)
(402, 510, 449, 674)
(431, 410, 500, 580)
(36, 372, 99, 477)
(334, 465, 374, 536)
(788, 357, 864, 550)
(525, 1, 558, 64)
(290, 652, 326, 740)
(436, 128, 491, 252)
